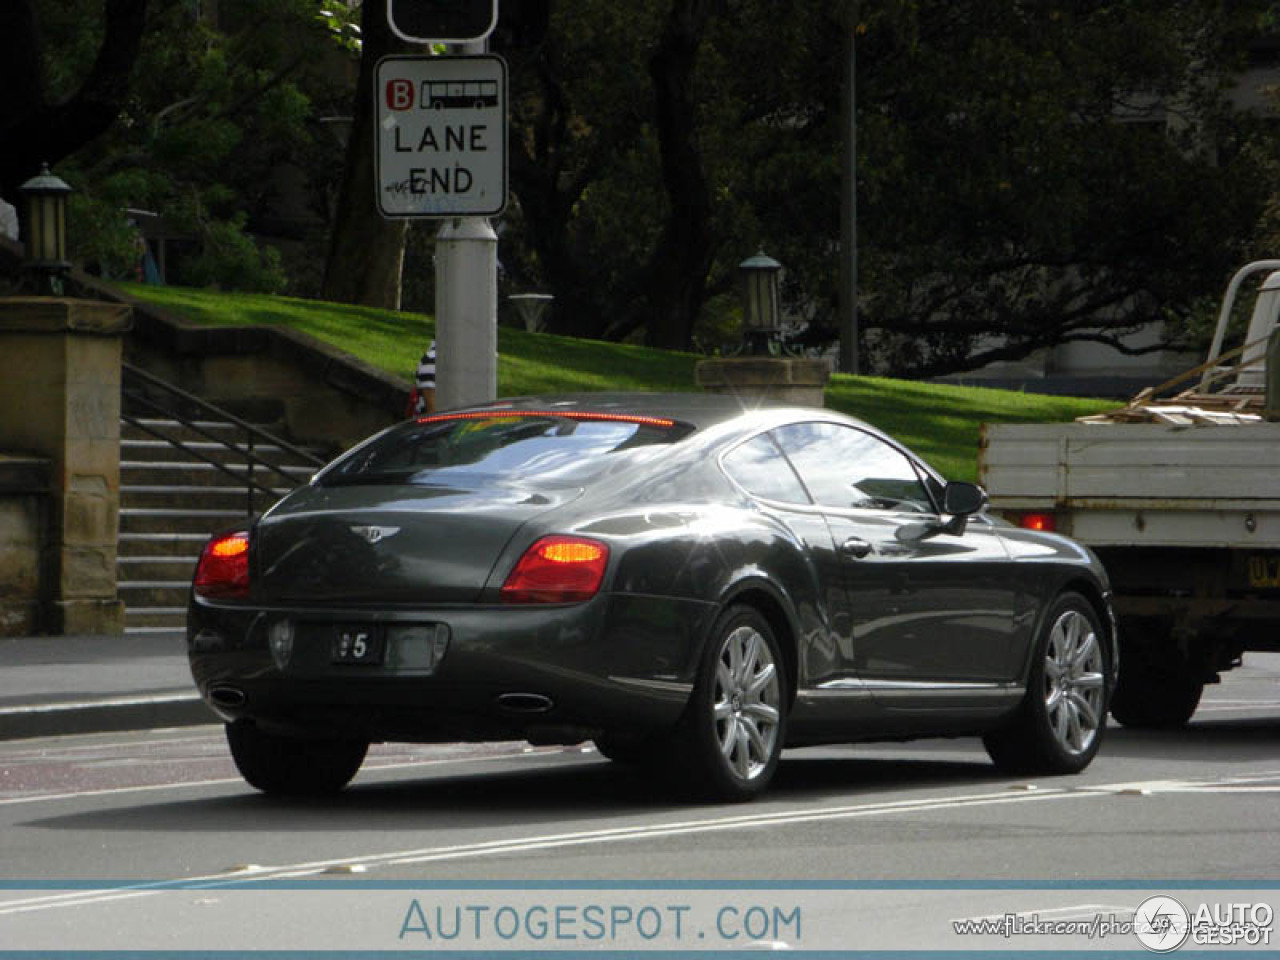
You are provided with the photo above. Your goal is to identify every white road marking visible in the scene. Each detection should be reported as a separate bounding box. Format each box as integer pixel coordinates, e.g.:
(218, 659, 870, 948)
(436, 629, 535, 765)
(4, 770, 1280, 917)
(0, 786, 1088, 916)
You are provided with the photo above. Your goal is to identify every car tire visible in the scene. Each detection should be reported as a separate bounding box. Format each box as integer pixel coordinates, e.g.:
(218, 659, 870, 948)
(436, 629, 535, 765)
(984, 592, 1110, 776)
(226, 721, 368, 796)
(1110, 624, 1204, 728)
(674, 605, 787, 802)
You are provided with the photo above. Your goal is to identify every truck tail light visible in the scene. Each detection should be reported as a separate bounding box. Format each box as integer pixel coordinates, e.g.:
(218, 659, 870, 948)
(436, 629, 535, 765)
(194, 531, 251, 599)
(1017, 512, 1057, 533)
(501, 536, 609, 604)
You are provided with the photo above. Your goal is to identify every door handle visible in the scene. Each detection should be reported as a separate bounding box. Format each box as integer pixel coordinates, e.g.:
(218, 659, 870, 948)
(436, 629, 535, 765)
(840, 536, 872, 559)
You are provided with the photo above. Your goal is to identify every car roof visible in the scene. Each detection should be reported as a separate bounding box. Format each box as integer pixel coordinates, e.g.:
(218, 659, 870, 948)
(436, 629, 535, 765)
(448, 392, 858, 432)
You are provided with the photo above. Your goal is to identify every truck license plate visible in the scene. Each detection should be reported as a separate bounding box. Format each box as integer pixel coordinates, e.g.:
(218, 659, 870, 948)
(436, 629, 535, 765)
(1247, 554, 1280, 589)
(331, 625, 385, 665)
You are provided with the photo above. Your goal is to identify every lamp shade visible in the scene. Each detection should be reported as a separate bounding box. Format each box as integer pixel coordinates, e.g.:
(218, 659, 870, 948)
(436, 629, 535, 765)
(739, 251, 782, 354)
(19, 164, 73, 268)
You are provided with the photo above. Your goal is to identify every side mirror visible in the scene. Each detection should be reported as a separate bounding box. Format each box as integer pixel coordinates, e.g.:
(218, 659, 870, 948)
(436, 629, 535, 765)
(895, 481, 988, 544)
(943, 481, 987, 517)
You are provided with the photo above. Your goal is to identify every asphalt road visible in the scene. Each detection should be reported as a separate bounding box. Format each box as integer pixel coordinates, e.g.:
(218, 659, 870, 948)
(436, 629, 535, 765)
(2, 656, 1279, 951)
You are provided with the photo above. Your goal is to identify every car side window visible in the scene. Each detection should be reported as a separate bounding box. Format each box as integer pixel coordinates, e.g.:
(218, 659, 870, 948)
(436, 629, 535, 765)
(772, 422, 934, 514)
(721, 433, 810, 504)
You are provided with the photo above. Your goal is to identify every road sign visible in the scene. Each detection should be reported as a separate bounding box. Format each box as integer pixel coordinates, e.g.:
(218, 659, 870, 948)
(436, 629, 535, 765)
(387, 0, 497, 44)
(375, 55, 507, 219)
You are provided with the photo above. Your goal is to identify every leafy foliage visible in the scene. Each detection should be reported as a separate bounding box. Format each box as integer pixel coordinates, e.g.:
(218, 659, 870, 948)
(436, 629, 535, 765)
(12, 0, 1280, 374)
(495, 0, 1279, 372)
(28, 0, 359, 292)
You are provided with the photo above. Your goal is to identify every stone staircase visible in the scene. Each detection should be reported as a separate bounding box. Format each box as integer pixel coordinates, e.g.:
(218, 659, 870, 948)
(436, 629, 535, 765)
(117, 417, 323, 637)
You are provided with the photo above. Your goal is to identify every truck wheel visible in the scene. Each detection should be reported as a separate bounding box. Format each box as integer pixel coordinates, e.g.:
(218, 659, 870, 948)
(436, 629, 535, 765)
(226, 721, 367, 796)
(984, 593, 1111, 775)
(1109, 629, 1204, 728)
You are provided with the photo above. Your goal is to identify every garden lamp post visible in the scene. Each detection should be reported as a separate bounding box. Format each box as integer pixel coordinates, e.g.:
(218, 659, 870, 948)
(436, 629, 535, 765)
(19, 164, 73, 295)
(739, 250, 782, 356)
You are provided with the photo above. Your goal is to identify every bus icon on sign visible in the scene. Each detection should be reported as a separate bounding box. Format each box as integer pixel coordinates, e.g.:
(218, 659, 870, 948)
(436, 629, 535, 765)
(423, 81, 499, 110)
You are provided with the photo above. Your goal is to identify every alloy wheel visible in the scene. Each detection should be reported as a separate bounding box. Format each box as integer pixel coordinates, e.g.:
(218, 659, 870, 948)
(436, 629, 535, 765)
(1043, 608, 1106, 756)
(712, 624, 782, 782)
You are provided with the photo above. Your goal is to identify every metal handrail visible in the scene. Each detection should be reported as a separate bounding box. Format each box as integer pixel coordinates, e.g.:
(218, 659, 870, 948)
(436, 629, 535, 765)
(121, 363, 324, 515)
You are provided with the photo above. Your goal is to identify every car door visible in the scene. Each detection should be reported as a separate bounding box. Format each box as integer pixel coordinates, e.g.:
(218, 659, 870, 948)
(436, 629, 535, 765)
(771, 422, 1021, 694)
(719, 431, 862, 695)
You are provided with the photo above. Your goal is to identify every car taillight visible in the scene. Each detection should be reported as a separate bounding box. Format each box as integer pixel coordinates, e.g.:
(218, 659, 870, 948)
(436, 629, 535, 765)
(1017, 512, 1057, 533)
(501, 536, 610, 604)
(194, 531, 251, 599)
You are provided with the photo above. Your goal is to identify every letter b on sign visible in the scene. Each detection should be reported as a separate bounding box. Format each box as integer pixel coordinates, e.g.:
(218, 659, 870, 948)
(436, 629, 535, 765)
(387, 79, 414, 111)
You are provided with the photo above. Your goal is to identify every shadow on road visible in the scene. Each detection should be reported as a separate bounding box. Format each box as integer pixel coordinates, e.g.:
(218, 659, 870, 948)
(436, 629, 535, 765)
(29, 715, 1276, 836)
(1100, 714, 1280, 763)
(24, 749, 1008, 834)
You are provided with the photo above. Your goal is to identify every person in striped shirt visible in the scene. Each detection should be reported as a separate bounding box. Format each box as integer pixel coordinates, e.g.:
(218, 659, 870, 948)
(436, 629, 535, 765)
(407, 341, 436, 416)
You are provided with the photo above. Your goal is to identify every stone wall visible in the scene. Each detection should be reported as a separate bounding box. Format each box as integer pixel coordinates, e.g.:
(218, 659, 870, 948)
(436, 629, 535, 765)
(695, 357, 831, 408)
(0, 455, 49, 635)
(73, 275, 411, 458)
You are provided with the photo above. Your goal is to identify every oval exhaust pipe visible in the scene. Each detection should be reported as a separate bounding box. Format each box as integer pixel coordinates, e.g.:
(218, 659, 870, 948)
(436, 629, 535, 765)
(496, 692, 554, 714)
(209, 685, 247, 708)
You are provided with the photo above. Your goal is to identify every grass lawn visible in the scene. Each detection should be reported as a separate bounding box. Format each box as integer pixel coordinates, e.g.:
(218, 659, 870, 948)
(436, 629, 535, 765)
(118, 283, 1113, 482)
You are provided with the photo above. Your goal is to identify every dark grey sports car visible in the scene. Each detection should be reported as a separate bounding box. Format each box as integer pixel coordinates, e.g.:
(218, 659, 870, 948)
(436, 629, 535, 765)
(188, 393, 1117, 801)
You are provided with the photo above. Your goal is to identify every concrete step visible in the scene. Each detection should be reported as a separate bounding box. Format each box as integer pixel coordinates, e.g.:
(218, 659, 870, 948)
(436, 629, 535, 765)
(120, 484, 288, 511)
(121, 417, 324, 460)
(121, 417, 251, 444)
(119, 581, 192, 608)
(120, 460, 315, 488)
(119, 507, 250, 536)
(115, 413, 310, 637)
(119, 438, 316, 469)
(118, 532, 212, 557)
(117, 555, 198, 583)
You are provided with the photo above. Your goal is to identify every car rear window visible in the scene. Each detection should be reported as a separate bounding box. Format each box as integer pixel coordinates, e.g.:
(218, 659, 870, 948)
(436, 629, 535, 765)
(321, 412, 692, 488)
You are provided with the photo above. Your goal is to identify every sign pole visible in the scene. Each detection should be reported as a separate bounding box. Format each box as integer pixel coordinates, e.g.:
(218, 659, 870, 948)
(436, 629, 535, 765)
(434, 38, 498, 411)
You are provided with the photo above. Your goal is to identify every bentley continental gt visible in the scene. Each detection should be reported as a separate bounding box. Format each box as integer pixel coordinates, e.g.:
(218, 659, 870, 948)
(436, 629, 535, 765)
(188, 393, 1117, 802)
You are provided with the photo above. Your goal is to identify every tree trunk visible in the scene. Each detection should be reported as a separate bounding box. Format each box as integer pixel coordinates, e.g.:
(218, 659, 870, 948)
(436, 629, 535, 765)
(320, 3, 423, 310)
(641, 0, 719, 351)
(0, 0, 149, 202)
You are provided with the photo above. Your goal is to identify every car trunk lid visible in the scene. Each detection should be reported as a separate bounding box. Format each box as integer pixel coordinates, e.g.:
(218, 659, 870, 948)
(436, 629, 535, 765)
(252, 482, 576, 604)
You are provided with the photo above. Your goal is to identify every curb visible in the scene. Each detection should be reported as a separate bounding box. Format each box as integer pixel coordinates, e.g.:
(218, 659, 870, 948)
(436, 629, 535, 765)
(0, 693, 218, 741)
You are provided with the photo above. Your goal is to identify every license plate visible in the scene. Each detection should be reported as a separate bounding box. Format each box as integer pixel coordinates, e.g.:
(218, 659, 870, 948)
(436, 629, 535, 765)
(1247, 554, 1280, 589)
(331, 625, 386, 665)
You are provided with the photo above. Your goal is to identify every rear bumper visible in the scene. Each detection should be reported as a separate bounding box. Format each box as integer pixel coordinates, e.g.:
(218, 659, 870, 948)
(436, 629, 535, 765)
(187, 592, 716, 743)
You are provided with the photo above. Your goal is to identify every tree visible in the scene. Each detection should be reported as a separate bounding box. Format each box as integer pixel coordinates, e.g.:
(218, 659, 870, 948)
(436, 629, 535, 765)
(834, 0, 1273, 376)
(320, 0, 425, 310)
(3, 0, 363, 291)
(0, 0, 148, 205)
(494, 0, 1277, 372)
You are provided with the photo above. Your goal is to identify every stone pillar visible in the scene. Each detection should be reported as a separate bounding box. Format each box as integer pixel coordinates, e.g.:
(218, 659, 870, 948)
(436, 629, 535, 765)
(0, 298, 131, 634)
(0, 455, 50, 635)
(695, 357, 832, 408)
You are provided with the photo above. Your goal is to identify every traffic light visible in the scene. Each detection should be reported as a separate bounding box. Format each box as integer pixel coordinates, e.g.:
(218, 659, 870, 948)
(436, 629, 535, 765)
(387, 0, 498, 44)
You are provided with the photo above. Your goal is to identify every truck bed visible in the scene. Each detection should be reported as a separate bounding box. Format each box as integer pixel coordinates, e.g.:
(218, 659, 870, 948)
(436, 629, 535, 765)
(979, 422, 1280, 549)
